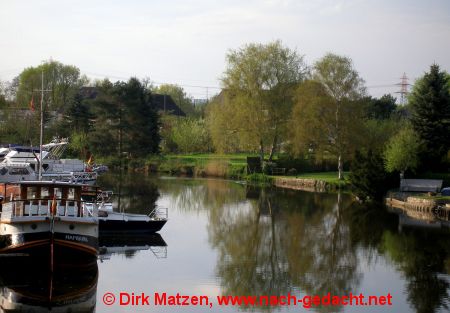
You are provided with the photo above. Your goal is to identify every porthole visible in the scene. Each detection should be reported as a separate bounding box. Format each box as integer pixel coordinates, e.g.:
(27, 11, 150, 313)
(31, 224, 37, 230)
(69, 224, 75, 230)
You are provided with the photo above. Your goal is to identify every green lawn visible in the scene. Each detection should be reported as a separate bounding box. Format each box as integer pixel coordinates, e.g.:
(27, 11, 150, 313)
(282, 171, 349, 184)
(165, 153, 256, 166)
(154, 154, 348, 186)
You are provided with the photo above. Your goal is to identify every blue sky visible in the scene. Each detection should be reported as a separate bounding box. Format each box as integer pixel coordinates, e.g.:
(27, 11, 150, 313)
(0, 0, 449, 99)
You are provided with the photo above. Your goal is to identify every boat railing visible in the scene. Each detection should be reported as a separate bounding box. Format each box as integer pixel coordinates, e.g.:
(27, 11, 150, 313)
(2, 198, 98, 218)
(97, 190, 113, 202)
(148, 207, 168, 220)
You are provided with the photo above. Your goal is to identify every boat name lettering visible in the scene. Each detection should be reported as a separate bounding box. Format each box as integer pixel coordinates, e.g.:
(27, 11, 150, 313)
(65, 234, 88, 242)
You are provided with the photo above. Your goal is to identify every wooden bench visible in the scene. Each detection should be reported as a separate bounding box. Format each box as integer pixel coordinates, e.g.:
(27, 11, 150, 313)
(400, 179, 443, 192)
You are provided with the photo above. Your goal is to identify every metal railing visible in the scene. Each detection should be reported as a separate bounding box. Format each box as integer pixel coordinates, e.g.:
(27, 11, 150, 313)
(1, 198, 98, 218)
(148, 207, 168, 220)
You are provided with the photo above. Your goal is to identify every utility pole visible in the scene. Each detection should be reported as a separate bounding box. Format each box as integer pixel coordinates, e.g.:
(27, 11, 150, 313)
(36, 70, 51, 180)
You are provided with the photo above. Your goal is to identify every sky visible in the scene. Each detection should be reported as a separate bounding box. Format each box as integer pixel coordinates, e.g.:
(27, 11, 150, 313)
(0, 0, 449, 100)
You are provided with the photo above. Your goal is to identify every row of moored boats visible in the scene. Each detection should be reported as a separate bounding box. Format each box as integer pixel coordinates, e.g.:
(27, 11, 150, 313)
(0, 138, 167, 266)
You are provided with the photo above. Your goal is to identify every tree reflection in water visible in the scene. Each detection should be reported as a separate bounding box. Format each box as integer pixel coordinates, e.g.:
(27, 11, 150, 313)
(207, 185, 360, 312)
(97, 174, 450, 312)
(97, 172, 160, 214)
(346, 203, 450, 313)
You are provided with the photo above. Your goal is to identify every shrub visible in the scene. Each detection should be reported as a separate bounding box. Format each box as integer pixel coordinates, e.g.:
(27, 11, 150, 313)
(349, 150, 398, 202)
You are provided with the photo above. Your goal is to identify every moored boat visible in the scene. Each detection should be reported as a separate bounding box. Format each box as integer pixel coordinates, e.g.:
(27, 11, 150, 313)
(82, 191, 168, 233)
(0, 139, 98, 185)
(0, 181, 99, 264)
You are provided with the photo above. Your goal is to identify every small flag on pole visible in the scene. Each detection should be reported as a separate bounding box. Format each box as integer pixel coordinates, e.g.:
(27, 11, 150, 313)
(29, 96, 35, 111)
(87, 155, 93, 166)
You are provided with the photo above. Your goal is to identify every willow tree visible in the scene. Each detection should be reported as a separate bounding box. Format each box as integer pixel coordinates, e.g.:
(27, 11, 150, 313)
(214, 41, 307, 161)
(292, 53, 366, 179)
(16, 60, 85, 111)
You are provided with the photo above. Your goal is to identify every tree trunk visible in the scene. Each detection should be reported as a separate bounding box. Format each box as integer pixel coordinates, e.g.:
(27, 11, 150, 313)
(338, 154, 343, 180)
(268, 134, 278, 162)
(259, 140, 264, 163)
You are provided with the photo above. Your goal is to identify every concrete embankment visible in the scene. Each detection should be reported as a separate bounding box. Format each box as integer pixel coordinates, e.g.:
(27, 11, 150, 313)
(386, 195, 450, 222)
(272, 177, 339, 193)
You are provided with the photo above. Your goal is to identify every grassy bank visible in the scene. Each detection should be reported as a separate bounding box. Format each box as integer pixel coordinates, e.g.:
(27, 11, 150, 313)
(144, 154, 349, 188)
(146, 153, 251, 179)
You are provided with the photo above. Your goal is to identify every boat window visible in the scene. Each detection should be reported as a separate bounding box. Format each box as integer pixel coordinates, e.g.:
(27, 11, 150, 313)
(9, 168, 29, 175)
(68, 188, 75, 200)
(27, 186, 38, 199)
(54, 187, 62, 198)
(0, 167, 7, 175)
(41, 187, 50, 198)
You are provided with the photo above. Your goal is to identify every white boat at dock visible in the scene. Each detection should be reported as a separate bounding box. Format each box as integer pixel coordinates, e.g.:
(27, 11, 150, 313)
(0, 138, 97, 184)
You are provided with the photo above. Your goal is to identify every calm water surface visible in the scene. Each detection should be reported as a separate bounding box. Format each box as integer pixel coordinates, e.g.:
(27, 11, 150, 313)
(92, 174, 450, 313)
(4, 174, 448, 312)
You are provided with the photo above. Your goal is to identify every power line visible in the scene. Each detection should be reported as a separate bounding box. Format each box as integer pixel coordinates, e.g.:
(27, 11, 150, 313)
(82, 70, 221, 90)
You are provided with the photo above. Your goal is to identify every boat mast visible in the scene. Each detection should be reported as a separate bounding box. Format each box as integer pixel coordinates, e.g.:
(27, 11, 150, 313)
(39, 70, 44, 180)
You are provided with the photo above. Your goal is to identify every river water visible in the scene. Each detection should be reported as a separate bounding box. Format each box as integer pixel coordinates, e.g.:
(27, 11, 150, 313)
(3, 173, 449, 312)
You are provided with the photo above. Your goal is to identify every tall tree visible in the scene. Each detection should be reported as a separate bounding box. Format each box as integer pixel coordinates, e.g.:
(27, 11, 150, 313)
(217, 40, 307, 161)
(16, 60, 85, 111)
(409, 64, 450, 169)
(89, 78, 160, 158)
(311, 53, 366, 179)
(64, 93, 93, 133)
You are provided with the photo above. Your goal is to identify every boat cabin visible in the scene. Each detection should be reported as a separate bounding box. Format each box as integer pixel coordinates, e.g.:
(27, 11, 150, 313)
(0, 181, 99, 218)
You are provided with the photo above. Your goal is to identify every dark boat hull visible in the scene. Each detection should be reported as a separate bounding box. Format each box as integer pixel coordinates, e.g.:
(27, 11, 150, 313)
(99, 219, 167, 233)
(0, 231, 98, 264)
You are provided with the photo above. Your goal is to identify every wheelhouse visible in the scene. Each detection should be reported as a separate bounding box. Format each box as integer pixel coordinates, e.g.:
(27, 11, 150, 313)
(0, 181, 99, 218)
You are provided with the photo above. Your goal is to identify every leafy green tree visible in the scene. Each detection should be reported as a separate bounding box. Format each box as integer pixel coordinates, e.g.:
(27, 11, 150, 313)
(384, 126, 420, 177)
(361, 118, 403, 154)
(16, 60, 85, 111)
(214, 40, 307, 160)
(310, 53, 366, 179)
(410, 64, 450, 169)
(153, 84, 197, 116)
(290, 78, 366, 178)
(363, 94, 397, 120)
(206, 94, 240, 153)
(171, 118, 211, 153)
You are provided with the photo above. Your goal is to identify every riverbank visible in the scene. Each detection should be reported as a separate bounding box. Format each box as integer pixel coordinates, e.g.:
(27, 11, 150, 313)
(144, 155, 348, 191)
(98, 154, 349, 192)
(386, 193, 450, 222)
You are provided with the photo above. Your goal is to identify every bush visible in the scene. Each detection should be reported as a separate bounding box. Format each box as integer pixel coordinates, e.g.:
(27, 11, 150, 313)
(349, 150, 398, 202)
(245, 173, 273, 185)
